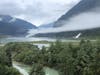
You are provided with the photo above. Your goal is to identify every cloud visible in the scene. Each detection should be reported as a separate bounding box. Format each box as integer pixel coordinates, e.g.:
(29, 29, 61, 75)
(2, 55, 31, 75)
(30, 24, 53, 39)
(0, 0, 80, 26)
(27, 11, 100, 37)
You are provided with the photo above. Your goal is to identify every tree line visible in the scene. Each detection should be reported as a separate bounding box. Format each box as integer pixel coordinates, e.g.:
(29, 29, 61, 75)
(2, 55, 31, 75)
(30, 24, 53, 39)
(0, 40, 100, 75)
(0, 44, 21, 75)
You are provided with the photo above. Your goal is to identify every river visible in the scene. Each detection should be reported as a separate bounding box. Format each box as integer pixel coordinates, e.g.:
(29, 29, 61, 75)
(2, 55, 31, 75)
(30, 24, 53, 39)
(0, 37, 81, 44)
(1, 37, 80, 75)
(1, 37, 59, 75)
(13, 62, 59, 75)
(0, 37, 56, 43)
(34, 43, 50, 49)
(13, 63, 28, 75)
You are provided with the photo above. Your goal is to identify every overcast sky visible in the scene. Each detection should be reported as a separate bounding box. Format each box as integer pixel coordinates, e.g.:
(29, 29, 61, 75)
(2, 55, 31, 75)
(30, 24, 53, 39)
(0, 0, 80, 26)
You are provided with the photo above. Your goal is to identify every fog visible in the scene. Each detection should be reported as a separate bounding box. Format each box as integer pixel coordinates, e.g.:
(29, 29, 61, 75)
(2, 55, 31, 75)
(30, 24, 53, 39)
(27, 11, 100, 37)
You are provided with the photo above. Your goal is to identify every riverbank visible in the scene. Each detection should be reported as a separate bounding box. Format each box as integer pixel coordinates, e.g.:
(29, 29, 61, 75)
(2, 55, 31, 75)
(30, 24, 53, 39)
(13, 62, 59, 75)
(13, 62, 31, 75)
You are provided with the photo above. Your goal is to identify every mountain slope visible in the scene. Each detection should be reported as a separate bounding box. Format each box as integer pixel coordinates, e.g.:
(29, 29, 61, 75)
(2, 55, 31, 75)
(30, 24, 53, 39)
(54, 0, 100, 27)
(34, 27, 100, 39)
(38, 23, 54, 29)
(0, 15, 37, 36)
(34, 0, 100, 39)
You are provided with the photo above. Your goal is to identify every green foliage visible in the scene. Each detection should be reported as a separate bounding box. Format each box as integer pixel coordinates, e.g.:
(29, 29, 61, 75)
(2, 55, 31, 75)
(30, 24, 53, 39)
(30, 63, 45, 75)
(4, 42, 39, 65)
(39, 40, 100, 75)
(1, 40, 100, 75)
(0, 65, 21, 75)
(0, 45, 21, 75)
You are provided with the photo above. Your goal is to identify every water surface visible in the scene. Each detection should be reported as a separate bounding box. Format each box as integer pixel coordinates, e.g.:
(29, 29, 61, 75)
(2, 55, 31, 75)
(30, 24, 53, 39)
(0, 37, 81, 44)
(13, 62, 59, 75)
(0, 37, 55, 43)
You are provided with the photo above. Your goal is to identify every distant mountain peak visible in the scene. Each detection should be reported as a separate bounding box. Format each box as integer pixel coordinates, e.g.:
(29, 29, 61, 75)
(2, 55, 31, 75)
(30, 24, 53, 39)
(0, 15, 37, 36)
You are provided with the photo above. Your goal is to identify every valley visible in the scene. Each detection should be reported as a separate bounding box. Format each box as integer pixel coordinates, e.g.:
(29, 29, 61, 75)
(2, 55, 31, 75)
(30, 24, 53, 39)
(0, 0, 100, 75)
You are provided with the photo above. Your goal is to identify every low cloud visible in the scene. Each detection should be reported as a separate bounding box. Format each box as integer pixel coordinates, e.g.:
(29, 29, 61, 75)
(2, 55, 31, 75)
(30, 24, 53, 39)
(27, 11, 100, 37)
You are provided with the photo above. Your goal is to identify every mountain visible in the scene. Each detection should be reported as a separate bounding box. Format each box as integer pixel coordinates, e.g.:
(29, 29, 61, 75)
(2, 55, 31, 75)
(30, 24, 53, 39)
(34, 0, 100, 39)
(34, 27, 100, 39)
(54, 0, 100, 27)
(0, 15, 37, 36)
(38, 23, 54, 29)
